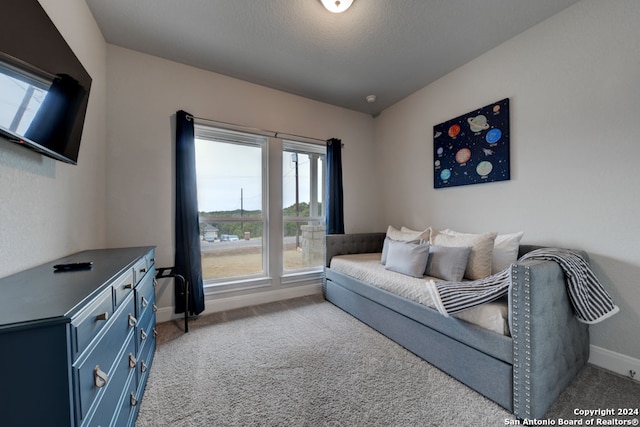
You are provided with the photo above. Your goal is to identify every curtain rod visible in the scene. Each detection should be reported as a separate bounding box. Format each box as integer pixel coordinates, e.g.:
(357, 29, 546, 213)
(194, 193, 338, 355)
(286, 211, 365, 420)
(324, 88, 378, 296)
(188, 115, 333, 145)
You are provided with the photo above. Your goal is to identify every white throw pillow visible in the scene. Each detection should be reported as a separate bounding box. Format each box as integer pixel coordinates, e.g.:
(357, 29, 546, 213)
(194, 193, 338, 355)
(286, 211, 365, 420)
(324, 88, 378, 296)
(400, 226, 432, 242)
(432, 230, 497, 280)
(441, 228, 524, 274)
(386, 225, 430, 242)
(492, 231, 525, 273)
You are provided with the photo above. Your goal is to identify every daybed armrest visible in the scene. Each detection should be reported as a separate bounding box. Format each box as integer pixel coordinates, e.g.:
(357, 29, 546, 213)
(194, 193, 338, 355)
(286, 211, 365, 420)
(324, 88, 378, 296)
(510, 254, 590, 420)
(325, 233, 386, 267)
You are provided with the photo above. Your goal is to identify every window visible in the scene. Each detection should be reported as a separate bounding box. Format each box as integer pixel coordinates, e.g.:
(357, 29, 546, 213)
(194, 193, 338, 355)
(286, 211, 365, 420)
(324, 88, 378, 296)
(195, 127, 266, 282)
(282, 141, 325, 271)
(194, 125, 326, 291)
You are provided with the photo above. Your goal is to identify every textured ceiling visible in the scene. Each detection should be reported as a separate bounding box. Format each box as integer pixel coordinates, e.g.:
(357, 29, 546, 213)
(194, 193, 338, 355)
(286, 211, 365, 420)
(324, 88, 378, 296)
(85, 0, 580, 116)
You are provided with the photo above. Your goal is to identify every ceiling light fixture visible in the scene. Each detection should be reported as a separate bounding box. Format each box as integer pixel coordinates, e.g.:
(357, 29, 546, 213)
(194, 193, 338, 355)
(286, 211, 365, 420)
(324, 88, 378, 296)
(320, 0, 354, 13)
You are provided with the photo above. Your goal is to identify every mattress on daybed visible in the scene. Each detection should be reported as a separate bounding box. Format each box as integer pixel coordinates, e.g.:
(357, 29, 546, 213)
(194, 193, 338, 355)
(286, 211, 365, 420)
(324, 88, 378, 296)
(329, 253, 510, 336)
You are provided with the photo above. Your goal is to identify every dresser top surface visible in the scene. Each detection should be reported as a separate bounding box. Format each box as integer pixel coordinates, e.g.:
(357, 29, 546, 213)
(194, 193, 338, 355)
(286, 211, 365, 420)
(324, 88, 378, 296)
(0, 247, 154, 329)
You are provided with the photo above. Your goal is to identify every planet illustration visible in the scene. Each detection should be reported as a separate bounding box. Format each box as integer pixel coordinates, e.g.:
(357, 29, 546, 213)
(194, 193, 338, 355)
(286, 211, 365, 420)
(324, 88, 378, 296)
(434, 131, 442, 138)
(437, 147, 444, 156)
(476, 161, 493, 177)
(467, 115, 489, 132)
(448, 124, 461, 138)
(440, 169, 451, 181)
(455, 148, 471, 164)
(493, 105, 501, 114)
(434, 160, 441, 167)
(486, 128, 502, 144)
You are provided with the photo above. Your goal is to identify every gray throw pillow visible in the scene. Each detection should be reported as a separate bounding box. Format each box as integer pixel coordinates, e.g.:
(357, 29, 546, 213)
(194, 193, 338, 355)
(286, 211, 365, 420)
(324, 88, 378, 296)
(384, 240, 430, 278)
(425, 245, 472, 281)
(381, 237, 420, 265)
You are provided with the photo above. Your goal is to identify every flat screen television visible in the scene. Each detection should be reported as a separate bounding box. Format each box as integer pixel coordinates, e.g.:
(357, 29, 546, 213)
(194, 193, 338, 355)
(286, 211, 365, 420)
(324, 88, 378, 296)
(0, 0, 92, 165)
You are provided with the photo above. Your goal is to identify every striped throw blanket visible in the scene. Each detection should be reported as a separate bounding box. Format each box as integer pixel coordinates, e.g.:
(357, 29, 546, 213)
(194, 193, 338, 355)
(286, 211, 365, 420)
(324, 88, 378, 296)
(425, 248, 619, 324)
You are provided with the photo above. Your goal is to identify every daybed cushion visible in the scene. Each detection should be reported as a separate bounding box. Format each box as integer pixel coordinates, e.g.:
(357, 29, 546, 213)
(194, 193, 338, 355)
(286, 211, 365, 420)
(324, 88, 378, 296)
(329, 252, 510, 336)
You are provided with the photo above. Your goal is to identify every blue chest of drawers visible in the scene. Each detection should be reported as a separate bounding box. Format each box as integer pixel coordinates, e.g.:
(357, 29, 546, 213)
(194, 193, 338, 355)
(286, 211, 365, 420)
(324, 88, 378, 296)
(0, 247, 157, 427)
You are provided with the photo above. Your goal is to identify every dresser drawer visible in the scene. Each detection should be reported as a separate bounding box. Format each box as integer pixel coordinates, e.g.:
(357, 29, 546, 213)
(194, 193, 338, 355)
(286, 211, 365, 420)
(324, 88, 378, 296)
(113, 370, 140, 427)
(146, 248, 156, 268)
(135, 266, 155, 319)
(71, 287, 114, 357)
(112, 268, 135, 309)
(74, 294, 137, 422)
(136, 300, 155, 356)
(81, 334, 137, 427)
(137, 321, 156, 390)
(133, 257, 149, 285)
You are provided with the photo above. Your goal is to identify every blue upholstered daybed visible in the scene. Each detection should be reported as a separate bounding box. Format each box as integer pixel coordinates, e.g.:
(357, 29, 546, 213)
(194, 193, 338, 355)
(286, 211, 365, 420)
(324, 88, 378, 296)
(323, 231, 593, 420)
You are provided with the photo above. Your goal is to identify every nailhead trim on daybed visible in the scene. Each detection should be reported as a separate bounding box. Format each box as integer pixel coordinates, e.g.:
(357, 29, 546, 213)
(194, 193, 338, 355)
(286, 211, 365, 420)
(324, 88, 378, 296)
(512, 265, 532, 419)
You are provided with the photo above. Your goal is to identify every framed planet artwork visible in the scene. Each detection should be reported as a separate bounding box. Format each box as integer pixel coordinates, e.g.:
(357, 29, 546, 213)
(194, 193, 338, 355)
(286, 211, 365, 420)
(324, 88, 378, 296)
(433, 98, 510, 188)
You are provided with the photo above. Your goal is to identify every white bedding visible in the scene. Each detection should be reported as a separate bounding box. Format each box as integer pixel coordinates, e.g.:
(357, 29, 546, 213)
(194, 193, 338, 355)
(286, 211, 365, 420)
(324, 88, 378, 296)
(329, 253, 510, 336)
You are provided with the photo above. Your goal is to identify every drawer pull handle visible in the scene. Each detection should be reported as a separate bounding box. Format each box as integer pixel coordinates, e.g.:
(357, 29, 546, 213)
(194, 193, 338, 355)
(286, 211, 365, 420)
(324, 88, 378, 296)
(141, 296, 148, 307)
(130, 392, 139, 407)
(94, 366, 108, 388)
(153, 278, 157, 288)
(153, 328, 158, 338)
(128, 314, 137, 327)
(152, 304, 158, 313)
(141, 360, 148, 373)
(128, 353, 137, 368)
(124, 283, 134, 289)
(140, 267, 147, 274)
(96, 312, 109, 321)
(140, 328, 147, 341)
(150, 257, 156, 263)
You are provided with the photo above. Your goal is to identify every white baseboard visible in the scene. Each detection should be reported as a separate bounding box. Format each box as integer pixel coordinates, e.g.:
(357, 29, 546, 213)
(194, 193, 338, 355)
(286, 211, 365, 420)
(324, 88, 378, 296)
(589, 345, 640, 381)
(156, 283, 322, 324)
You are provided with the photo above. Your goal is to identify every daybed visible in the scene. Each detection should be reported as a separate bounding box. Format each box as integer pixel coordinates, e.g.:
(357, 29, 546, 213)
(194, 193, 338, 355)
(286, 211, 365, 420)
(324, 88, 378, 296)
(323, 231, 592, 420)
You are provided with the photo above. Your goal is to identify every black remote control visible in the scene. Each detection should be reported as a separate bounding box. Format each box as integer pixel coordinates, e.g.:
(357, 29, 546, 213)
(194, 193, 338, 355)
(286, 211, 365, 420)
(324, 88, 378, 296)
(53, 262, 93, 271)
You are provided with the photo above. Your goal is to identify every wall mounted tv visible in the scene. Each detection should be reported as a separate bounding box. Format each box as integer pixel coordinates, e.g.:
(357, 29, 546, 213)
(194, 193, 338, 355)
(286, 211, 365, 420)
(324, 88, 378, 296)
(0, 0, 92, 165)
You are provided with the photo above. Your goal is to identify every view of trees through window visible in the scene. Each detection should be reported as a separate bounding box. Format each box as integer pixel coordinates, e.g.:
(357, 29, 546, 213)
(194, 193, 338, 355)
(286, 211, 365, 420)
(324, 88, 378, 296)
(195, 134, 264, 281)
(195, 128, 325, 285)
(282, 148, 325, 271)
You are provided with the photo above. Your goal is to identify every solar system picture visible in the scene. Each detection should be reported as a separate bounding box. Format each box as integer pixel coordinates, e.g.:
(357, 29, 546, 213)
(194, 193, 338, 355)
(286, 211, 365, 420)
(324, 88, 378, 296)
(433, 98, 510, 188)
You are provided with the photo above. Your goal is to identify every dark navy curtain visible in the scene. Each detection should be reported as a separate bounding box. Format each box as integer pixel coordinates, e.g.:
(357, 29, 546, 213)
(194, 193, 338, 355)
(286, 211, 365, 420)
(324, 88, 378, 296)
(325, 138, 345, 234)
(175, 110, 205, 315)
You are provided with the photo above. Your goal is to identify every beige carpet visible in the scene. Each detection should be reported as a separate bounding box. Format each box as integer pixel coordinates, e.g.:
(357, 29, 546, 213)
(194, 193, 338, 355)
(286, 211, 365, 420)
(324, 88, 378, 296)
(136, 295, 639, 426)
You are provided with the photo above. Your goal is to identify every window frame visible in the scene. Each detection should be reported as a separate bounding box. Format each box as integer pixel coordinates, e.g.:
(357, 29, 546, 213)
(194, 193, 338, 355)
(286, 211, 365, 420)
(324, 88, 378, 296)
(194, 125, 269, 290)
(282, 140, 326, 274)
(194, 123, 326, 295)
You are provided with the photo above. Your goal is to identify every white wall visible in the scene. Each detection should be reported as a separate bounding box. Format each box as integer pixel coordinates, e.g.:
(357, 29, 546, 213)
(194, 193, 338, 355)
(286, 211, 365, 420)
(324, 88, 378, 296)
(0, 0, 107, 278)
(104, 45, 377, 315)
(374, 0, 640, 361)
